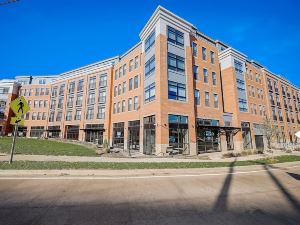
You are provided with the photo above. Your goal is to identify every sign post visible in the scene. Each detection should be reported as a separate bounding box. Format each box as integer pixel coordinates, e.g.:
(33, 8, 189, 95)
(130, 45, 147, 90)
(9, 96, 30, 164)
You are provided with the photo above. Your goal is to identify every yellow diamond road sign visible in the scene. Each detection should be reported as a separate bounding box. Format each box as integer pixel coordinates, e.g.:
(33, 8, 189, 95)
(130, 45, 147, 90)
(10, 117, 25, 126)
(10, 96, 30, 117)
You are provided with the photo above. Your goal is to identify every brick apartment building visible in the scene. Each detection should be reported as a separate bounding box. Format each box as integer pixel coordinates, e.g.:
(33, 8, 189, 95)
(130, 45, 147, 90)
(0, 6, 299, 155)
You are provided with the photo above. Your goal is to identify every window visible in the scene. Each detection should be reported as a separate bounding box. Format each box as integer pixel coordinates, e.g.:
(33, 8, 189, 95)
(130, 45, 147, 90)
(134, 56, 139, 69)
(59, 84, 65, 95)
(32, 112, 37, 120)
(115, 69, 118, 80)
(56, 112, 62, 121)
(28, 100, 31, 106)
(168, 81, 186, 101)
(122, 82, 126, 93)
(97, 106, 105, 119)
(69, 82, 75, 93)
(168, 53, 185, 72)
(122, 64, 126, 76)
(65, 111, 72, 121)
(212, 72, 217, 85)
(34, 100, 38, 108)
(114, 86, 117, 97)
(193, 65, 198, 80)
(118, 84, 122, 95)
(39, 100, 43, 108)
(89, 77, 96, 90)
(234, 60, 243, 73)
(39, 79, 46, 84)
(0, 87, 9, 94)
(119, 67, 122, 77)
(236, 79, 245, 91)
(145, 56, 155, 77)
(195, 89, 200, 105)
(122, 100, 126, 112)
(77, 79, 84, 92)
(203, 68, 208, 83)
(210, 51, 215, 64)
(129, 78, 133, 91)
(167, 26, 184, 47)
(42, 112, 46, 120)
(113, 103, 116, 114)
(87, 92, 95, 105)
(67, 96, 73, 108)
(49, 112, 54, 122)
(40, 88, 45, 96)
(202, 47, 207, 60)
(205, 92, 210, 106)
(57, 98, 63, 109)
(35, 88, 40, 96)
(214, 94, 218, 108)
(145, 83, 155, 103)
(86, 108, 94, 119)
(117, 102, 120, 113)
(238, 98, 248, 112)
(99, 74, 107, 87)
(76, 95, 83, 106)
(128, 98, 132, 111)
(50, 99, 56, 109)
(129, 60, 133, 72)
(45, 88, 49, 95)
(74, 110, 81, 120)
(145, 31, 155, 52)
(37, 112, 41, 120)
(192, 42, 197, 56)
(134, 75, 139, 89)
(134, 96, 139, 110)
(51, 87, 58, 97)
(98, 90, 106, 103)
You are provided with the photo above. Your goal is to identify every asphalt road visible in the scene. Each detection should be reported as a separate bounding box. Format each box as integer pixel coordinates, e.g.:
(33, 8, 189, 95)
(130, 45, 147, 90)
(0, 163, 300, 225)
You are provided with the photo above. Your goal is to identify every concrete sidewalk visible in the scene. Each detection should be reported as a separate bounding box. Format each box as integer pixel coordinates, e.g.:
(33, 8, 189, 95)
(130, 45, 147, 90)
(0, 161, 299, 178)
(0, 150, 299, 163)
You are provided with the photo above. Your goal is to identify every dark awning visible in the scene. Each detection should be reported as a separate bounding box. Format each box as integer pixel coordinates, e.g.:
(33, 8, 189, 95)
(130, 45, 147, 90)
(197, 125, 241, 135)
(80, 128, 105, 131)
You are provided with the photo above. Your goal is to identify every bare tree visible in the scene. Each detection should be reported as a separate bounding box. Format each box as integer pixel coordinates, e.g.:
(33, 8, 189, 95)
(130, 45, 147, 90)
(261, 117, 280, 149)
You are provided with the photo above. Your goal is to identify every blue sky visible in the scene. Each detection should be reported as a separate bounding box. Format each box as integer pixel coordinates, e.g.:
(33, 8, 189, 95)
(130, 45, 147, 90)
(0, 0, 300, 86)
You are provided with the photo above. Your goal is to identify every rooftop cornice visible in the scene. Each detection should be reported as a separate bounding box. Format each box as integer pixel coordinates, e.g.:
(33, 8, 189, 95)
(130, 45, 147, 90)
(139, 5, 197, 40)
(218, 47, 247, 62)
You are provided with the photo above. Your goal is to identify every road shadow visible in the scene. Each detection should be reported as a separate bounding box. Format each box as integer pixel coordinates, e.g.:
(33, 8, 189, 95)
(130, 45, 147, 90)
(287, 172, 300, 181)
(250, 160, 300, 213)
(212, 158, 237, 211)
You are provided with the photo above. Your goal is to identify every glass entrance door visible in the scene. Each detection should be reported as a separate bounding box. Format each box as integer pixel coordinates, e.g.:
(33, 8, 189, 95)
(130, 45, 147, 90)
(143, 116, 155, 155)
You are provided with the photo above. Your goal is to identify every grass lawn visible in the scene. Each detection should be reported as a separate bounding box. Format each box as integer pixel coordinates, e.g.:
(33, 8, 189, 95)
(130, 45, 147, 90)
(0, 155, 299, 170)
(0, 137, 97, 156)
